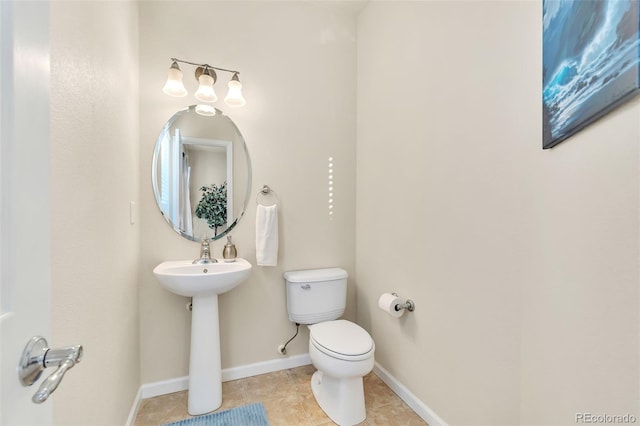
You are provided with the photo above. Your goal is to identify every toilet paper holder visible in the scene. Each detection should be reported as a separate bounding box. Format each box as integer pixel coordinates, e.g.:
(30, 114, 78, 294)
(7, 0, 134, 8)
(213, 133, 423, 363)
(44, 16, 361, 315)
(392, 293, 415, 312)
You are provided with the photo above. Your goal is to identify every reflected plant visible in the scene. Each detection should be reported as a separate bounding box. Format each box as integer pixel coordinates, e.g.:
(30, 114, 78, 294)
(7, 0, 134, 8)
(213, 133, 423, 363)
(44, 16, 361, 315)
(195, 181, 227, 236)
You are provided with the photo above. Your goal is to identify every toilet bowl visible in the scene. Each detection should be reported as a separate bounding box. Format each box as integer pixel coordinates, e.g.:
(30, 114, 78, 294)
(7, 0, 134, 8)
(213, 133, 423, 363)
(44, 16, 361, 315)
(308, 320, 375, 425)
(284, 268, 375, 426)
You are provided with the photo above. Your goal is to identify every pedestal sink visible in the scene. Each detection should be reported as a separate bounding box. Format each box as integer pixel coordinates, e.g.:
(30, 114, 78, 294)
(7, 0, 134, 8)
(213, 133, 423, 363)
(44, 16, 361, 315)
(153, 258, 252, 415)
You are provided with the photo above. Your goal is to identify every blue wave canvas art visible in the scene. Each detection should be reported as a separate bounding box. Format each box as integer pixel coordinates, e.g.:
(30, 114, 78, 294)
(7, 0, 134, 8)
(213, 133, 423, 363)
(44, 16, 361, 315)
(543, 0, 640, 149)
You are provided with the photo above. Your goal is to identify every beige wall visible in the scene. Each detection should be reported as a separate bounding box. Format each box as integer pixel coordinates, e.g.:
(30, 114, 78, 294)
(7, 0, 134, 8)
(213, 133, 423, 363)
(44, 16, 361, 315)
(138, 1, 358, 383)
(50, 2, 140, 425)
(356, 2, 639, 426)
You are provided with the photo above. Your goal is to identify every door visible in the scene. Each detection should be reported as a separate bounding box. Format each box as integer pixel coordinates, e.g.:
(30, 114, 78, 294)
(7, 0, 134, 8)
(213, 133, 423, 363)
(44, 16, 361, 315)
(0, 1, 53, 424)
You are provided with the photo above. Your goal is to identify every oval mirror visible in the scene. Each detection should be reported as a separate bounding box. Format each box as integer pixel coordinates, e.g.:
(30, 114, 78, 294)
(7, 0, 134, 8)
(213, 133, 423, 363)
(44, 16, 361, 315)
(152, 105, 252, 241)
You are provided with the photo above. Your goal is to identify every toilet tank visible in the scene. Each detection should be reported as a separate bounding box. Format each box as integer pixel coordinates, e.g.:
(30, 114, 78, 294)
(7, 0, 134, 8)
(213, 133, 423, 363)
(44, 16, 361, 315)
(284, 268, 348, 324)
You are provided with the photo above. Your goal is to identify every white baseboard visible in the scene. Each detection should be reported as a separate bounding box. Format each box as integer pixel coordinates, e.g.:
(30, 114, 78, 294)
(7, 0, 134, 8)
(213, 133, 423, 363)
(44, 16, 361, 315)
(221, 353, 311, 382)
(373, 362, 448, 426)
(139, 375, 188, 400)
(125, 386, 143, 426)
(126, 353, 312, 425)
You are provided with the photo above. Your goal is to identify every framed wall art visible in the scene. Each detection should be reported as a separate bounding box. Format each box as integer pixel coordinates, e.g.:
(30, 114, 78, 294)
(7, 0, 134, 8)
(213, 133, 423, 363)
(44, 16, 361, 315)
(543, 0, 640, 149)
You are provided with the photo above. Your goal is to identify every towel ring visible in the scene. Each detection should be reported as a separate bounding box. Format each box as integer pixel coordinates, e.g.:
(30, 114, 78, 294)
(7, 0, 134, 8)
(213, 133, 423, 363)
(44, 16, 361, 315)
(256, 185, 279, 206)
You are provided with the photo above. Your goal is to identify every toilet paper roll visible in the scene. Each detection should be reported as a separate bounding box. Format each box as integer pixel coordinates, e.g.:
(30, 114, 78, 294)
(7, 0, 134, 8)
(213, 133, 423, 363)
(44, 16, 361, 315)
(378, 293, 404, 318)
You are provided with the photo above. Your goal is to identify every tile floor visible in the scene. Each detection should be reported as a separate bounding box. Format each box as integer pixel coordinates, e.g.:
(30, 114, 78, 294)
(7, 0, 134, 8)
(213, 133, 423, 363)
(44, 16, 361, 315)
(134, 364, 428, 425)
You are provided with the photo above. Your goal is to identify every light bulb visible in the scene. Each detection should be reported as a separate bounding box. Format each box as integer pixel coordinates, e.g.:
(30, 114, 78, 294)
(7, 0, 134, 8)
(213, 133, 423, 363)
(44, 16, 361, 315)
(195, 104, 216, 116)
(224, 74, 246, 107)
(194, 73, 217, 103)
(162, 61, 187, 97)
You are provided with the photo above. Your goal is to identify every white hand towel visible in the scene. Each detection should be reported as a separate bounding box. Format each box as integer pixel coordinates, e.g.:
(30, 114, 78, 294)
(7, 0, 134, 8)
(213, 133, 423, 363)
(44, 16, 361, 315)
(256, 204, 278, 266)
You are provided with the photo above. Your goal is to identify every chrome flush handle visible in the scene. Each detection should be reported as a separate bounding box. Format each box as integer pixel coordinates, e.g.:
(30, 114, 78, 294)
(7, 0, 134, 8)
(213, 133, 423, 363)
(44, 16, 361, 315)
(18, 336, 83, 403)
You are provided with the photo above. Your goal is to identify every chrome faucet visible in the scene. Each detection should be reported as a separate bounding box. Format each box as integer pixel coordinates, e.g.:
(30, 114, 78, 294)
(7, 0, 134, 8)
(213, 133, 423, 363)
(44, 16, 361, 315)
(193, 238, 217, 264)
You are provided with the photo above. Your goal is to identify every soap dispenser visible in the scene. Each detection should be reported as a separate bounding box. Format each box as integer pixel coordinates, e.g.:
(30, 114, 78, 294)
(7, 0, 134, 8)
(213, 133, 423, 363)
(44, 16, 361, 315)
(222, 235, 237, 262)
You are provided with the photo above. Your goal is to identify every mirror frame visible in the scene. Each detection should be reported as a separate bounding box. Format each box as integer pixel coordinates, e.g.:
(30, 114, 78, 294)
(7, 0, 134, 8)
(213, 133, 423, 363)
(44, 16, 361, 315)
(152, 105, 252, 242)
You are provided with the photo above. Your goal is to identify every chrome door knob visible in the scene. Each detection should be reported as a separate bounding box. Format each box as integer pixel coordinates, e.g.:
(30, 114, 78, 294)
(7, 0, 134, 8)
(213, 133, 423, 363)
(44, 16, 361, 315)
(18, 336, 83, 403)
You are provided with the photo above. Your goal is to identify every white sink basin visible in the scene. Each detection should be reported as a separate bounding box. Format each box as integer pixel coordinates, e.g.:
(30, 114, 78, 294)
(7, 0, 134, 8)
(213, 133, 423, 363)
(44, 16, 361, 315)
(152, 258, 252, 415)
(153, 258, 252, 297)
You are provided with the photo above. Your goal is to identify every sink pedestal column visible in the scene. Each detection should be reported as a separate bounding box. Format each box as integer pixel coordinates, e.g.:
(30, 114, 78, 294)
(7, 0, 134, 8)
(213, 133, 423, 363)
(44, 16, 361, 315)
(188, 294, 221, 415)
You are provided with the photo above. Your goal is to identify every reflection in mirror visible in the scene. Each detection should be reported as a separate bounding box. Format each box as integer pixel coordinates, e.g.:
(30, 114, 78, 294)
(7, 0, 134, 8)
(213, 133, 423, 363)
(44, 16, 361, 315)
(152, 106, 251, 241)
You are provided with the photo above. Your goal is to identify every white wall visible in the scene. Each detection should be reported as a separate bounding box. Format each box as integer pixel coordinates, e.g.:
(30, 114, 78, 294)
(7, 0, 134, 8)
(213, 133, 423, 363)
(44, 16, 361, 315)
(356, 2, 639, 425)
(50, 2, 140, 425)
(138, 1, 358, 384)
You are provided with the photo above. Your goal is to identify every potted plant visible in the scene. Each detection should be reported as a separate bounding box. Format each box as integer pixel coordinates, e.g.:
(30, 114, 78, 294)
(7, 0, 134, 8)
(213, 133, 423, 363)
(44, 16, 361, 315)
(195, 181, 227, 236)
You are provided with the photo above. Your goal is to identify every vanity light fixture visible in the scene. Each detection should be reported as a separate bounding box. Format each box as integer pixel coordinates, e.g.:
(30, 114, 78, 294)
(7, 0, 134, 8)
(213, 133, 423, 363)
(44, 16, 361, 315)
(163, 58, 245, 109)
(224, 73, 246, 107)
(194, 66, 217, 103)
(162, 61, 188, 97)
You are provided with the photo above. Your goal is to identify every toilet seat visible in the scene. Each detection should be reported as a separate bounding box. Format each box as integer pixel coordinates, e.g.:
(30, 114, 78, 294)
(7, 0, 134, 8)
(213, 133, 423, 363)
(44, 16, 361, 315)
(310, 320, 374, 361)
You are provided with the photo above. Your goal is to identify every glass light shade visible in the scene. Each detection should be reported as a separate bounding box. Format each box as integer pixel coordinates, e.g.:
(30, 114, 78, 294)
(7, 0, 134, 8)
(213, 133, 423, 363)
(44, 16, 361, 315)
(195, 104, 216, 116)
(162, 66, 187, 97)
(224, 79, 246, 107)
(194, 74, 217, 103)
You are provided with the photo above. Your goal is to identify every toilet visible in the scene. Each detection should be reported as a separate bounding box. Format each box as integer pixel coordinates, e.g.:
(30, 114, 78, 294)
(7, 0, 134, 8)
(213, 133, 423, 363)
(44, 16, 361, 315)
(284, 268, 375, 426)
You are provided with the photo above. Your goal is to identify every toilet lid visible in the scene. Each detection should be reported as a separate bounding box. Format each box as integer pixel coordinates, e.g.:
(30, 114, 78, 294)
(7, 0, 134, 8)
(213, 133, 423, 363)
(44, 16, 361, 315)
(310, 320, 374, 357)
